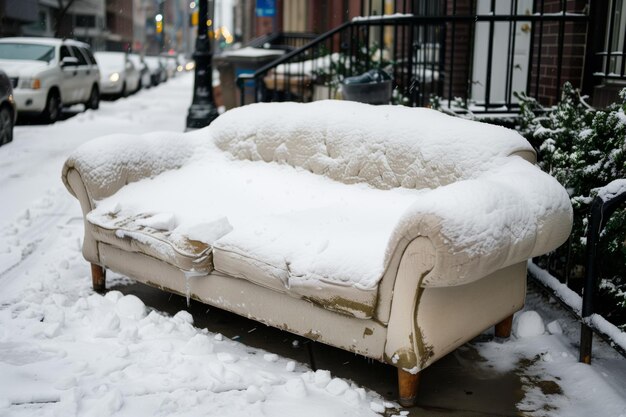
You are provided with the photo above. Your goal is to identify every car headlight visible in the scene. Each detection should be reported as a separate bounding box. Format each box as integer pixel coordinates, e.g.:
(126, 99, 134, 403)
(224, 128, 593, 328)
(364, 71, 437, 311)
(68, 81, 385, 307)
(177, 65, 183, 72)
(109, 72, 120, 82)
(18, 78, 41, 89)
(185, 62, 195, 71)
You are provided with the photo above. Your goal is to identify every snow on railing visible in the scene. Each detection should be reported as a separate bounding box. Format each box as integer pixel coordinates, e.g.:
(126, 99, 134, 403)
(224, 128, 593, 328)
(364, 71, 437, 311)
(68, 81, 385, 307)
(528, 262, 626, 357)
(528, 262, 582, 314)
(351, 13, 413, 22)
(597, 179, 626, 202)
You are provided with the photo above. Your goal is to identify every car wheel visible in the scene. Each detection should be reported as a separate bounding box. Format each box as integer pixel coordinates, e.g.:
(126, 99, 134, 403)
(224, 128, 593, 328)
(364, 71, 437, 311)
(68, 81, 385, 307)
(121, 82, 128, 98)
(0, 107, 13, 145)
(42, 90, 61, 124)
(87, 85, 100, 110)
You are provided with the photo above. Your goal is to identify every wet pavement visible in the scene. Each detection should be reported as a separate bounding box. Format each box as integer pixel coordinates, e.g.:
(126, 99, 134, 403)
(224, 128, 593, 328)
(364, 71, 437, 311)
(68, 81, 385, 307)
(113, 281, 525, 416)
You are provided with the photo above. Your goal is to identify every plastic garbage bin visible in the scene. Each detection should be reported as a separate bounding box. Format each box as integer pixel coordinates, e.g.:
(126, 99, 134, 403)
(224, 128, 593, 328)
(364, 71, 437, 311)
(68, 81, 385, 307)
(214, 47, 284, 109)
(341, 69, 393, 105)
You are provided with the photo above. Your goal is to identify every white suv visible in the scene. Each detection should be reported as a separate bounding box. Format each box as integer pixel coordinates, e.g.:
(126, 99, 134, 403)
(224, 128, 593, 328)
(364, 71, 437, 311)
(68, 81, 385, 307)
(0, 37, 101, 123)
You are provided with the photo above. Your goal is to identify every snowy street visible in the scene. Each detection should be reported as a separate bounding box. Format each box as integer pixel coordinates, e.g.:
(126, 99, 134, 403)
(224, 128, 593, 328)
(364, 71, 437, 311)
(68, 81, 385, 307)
(0, 73, 625, 416)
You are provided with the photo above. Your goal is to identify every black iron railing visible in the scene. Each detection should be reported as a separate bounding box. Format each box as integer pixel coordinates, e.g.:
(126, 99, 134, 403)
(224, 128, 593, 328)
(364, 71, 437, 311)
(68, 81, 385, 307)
(579, 187, 626, 363)
(237, 6, 589, 113)
(531, 183, 626, 363)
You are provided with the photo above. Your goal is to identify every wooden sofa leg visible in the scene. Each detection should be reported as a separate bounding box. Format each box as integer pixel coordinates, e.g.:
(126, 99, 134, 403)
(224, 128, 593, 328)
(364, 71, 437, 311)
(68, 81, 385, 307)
(398, 368, 420, 407)
(91, 263, 106, 292)
(495, 314, 514, 338)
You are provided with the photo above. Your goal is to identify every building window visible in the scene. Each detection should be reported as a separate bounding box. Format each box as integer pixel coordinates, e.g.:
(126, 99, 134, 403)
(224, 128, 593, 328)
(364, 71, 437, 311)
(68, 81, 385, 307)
(22, 10, 48, 34)
(75, 14, 96, 28)
(36, 11, 48, 31)
(604, 0, 626, 77)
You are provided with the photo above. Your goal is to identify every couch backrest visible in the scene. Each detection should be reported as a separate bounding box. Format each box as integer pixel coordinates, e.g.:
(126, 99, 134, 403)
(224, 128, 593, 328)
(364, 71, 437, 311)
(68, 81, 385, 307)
(209, 101, 536, 190)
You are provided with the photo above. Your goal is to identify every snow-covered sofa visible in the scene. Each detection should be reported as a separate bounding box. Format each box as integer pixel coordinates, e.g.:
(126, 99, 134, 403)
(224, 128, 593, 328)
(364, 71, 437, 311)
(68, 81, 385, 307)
(62, 100, 572, 406)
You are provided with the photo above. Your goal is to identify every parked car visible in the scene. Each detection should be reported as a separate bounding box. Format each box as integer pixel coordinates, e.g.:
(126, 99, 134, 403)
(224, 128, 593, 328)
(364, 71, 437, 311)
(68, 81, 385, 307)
(160, 54, 178, 79)
(94, 52, 140, 97)
(0, 37, 100, 123)
(143, 56, 167, 86)
(0, 70, 16, 145)
(128, 53, 150, 90)
(183, 58, 195, 72)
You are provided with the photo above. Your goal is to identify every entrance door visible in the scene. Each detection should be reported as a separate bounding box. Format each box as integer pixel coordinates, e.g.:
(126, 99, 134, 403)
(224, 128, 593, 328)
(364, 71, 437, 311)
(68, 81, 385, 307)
(471, 0, 532, 106)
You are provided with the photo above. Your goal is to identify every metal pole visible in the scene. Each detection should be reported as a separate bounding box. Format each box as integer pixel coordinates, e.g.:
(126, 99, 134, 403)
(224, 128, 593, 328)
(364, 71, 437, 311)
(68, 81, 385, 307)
(186, 0, 219, 130)
(580, 189, 626, 364)
(579, 198, 602, 364)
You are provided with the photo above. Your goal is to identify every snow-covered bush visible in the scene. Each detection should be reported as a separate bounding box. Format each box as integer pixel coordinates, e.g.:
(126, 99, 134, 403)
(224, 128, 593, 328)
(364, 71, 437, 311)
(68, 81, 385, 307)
(517, 83, 626, 328)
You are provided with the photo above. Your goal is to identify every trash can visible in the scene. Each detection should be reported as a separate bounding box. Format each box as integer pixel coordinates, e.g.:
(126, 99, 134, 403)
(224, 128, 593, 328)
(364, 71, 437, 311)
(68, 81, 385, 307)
(341, 69, 393, 105)
(214, 47, 284, 109)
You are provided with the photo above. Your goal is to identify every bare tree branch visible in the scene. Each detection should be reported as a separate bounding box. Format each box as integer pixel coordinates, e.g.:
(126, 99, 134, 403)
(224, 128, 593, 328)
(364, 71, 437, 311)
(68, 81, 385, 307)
(54, 0, 78, 38)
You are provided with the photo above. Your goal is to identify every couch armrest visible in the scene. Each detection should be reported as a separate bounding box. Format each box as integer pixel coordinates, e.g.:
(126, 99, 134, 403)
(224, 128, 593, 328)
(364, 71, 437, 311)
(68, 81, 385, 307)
(62, 132, 197, 265)
(62, 132, 195, 203)
(387, 157, 572, 288)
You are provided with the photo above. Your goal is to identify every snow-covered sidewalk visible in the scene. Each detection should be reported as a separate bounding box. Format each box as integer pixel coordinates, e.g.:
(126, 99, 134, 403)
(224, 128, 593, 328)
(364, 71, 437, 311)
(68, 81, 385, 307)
(0, 75, 389, 417)
(0, 73, 624, 416)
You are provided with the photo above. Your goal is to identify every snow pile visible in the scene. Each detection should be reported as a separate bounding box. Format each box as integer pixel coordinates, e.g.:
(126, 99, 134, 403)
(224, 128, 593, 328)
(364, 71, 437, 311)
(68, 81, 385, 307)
(515, 311, 545, 338)
(546, 320, 563, 335)
(0, 285, 386, 416)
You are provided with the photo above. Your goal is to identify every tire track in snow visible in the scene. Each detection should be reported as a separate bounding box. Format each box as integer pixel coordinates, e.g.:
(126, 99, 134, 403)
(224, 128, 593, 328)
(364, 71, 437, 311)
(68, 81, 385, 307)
(0, 190, 76, 284)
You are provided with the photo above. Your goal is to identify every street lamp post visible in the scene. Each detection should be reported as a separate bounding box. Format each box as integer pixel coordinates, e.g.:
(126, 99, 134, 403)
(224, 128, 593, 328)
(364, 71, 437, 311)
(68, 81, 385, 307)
(155, 13, 164, 52)
(186, 0, 219, 130)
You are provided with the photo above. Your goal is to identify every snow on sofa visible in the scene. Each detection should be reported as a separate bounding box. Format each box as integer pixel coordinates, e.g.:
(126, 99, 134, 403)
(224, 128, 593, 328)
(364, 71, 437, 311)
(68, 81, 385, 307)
(62, 100, 572, 406)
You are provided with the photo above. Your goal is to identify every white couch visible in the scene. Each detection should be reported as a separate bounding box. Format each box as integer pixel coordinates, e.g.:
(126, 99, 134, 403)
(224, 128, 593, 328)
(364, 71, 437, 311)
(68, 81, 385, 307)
(62, 100, 572, 406)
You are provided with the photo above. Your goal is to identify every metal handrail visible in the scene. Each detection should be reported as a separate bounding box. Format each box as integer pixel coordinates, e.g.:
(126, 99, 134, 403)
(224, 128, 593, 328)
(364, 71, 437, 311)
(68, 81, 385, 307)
(238, 22, 352, 79)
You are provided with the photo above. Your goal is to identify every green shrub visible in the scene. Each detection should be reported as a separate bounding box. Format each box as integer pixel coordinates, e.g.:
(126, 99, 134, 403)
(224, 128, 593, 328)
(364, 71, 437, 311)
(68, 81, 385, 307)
(518, 83, 626, 327)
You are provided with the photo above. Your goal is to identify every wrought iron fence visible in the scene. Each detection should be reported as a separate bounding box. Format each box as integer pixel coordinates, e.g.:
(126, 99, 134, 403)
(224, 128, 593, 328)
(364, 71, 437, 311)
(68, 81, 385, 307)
(532, 186, 626, 362)
(237, 2, 589, 113)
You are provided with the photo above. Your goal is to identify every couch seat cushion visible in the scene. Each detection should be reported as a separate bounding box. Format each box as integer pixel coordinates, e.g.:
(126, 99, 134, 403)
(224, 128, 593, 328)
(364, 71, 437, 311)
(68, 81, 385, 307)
(88, 212, 214, 274)
(87, 147, 419, 319)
